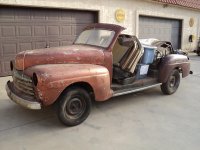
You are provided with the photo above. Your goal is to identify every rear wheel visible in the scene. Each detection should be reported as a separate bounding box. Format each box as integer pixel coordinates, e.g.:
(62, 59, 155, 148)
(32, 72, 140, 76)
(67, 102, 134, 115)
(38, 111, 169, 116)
(197, 51, 200, 56)
(57, 87, 92, 126)
(161, 69, 180, 95)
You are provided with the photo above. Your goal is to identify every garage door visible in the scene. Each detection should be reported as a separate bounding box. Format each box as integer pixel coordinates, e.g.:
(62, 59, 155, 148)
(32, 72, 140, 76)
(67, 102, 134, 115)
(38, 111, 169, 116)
(139, 16, 182, 50)
(0, 7, 97, 76)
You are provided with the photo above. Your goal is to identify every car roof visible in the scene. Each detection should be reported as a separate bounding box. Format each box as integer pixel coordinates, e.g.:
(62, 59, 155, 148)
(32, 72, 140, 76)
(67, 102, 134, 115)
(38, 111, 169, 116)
(84, 23, 125, 33)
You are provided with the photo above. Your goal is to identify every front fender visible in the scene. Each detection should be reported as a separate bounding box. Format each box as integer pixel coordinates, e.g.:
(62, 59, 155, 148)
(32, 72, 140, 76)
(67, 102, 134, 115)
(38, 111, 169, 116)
(24, 64, 112, 106)
(159, 54, 190, 83)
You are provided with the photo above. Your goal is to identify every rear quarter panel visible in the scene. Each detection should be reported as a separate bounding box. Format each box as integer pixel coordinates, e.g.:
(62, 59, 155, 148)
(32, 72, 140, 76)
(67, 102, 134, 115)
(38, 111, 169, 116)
(159, 54, 190, 83)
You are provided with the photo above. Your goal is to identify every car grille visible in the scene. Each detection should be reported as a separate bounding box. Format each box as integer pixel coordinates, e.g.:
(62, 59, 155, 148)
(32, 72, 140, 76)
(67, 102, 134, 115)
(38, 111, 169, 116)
(13, 70, 35, 96)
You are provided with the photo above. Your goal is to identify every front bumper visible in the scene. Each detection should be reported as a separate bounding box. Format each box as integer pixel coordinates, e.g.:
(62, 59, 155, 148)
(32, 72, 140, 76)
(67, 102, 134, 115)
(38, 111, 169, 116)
(6, 81, 41, 110)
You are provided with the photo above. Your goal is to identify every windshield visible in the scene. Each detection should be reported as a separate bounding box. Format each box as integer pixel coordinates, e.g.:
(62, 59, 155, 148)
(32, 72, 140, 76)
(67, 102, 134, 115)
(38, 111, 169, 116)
(74, 29, 115, 48)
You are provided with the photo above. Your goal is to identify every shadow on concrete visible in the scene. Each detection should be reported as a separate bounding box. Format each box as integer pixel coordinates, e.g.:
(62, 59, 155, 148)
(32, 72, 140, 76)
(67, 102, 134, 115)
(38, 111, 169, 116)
(0, 87, 164, 132)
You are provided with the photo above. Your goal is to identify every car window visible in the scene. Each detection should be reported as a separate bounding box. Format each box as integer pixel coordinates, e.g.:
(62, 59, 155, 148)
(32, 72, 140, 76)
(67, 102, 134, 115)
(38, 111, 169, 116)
(75, 29, 115, 48)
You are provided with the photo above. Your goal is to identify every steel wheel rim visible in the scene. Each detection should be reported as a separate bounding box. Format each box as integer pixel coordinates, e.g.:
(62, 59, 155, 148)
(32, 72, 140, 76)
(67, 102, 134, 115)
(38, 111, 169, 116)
(66, 97, 86, 119)
(169, 76, 176, 87)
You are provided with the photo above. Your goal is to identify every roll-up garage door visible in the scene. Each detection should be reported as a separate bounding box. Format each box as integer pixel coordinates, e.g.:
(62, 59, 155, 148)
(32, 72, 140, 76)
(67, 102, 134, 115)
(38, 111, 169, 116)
(139, 16, 182, 50)
(0, 7, 98, 76)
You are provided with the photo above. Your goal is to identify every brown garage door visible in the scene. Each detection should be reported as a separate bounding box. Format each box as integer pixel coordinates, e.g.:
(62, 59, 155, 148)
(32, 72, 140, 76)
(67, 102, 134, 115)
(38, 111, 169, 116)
(0, 7, 98, 76)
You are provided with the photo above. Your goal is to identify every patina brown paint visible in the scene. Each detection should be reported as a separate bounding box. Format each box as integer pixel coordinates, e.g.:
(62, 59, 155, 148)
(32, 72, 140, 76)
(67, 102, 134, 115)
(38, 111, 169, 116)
(15, 45, 105, 70)
(24, 64, 112, 105)
(159, 54, 190, 83)
(12, 23, 125, 106)
(7, 23, 191, 109)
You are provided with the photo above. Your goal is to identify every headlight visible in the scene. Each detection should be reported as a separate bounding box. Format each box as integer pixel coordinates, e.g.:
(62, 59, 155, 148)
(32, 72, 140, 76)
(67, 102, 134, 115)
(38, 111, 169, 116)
(32, 73, 38, 86)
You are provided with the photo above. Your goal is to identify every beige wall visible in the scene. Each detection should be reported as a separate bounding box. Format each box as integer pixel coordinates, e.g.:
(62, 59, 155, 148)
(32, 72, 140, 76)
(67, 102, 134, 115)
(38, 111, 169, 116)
(0, 0, 200, 51)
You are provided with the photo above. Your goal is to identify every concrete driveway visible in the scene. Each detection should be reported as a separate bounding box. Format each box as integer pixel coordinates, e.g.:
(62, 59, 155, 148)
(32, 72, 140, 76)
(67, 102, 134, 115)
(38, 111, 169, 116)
(0, 54, 200, 150)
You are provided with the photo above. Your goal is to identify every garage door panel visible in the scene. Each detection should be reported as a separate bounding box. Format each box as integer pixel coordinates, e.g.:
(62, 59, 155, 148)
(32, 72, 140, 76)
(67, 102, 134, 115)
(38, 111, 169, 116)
(47, 26, 60, 36)
(62, 36, 76, 44)
(1, 26, 16, 37)
(72, 12, 94, 23)
(46, 11, 60, 21)
(0, 63, 2, 76)
(139, 16, 182, 50)
(15, 9, 31, 20)
(34, 26, 46, 36)
(172, 21, 180, 28)
(19, 42, 33, 52)
(2, 43, 17, 58)
(1, 56, 16, 75)
(61, 41, 74, 46)
(61, 25, 72, 35)
(3, 60, 11, 73)
(0, 7, 97, 76)
(0, 8, 15, 20)
(0, 59, 12, 76)
(61, 12, 72, 20)
(32, 10, 46, 20)
(72, 25, 87, 36)
(18, 26, 32, 37)
(35, 41, 47, 49)
(0, 44, 2, 57)
(48, 41, 60, 47)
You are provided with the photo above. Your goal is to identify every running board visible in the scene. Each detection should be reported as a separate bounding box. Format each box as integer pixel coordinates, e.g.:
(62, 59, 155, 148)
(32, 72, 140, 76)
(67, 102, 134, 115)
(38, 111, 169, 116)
(113, 83, 162, 97)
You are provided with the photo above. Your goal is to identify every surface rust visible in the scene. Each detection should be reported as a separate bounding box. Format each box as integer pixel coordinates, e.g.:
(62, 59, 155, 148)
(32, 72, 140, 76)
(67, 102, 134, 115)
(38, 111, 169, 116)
(8, 23, 190, 108)
(15, 45, 105, 70)
(159, 54, 190, 83)
(12, 23, 125, 106)
(24, 64, 112, 105)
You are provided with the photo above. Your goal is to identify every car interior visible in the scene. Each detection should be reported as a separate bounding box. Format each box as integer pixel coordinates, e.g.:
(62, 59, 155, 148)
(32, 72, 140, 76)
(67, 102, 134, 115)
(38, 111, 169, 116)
(111, 34, 176, 90)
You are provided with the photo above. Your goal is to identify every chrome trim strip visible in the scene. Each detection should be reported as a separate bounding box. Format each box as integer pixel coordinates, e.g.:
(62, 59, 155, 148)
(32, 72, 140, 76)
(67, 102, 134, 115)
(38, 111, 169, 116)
(6, 82, 41, 110)
(13, 69, 32, 83)
(113, 83, 162, 97)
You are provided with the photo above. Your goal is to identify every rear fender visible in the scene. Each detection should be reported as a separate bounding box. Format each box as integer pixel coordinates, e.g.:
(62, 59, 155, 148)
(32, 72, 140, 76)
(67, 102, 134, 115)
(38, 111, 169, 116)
(24, 64, 112, 106)
(159, 54, 190, 83)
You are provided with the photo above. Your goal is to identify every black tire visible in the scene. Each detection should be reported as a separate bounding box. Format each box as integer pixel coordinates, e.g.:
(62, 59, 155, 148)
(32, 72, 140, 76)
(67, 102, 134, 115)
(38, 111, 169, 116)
(57, 87, 92, 126)
(161, 69, 180, 95)
(198, 51, 200, 56)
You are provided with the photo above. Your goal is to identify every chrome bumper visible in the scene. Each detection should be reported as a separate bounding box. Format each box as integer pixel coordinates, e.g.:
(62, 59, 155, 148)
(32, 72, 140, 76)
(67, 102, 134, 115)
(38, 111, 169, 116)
(6, 81, 41, 110)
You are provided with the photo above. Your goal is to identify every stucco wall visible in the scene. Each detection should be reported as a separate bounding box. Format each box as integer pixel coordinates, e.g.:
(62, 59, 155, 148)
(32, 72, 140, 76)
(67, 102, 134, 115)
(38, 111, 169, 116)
(0, 0, 200, 51)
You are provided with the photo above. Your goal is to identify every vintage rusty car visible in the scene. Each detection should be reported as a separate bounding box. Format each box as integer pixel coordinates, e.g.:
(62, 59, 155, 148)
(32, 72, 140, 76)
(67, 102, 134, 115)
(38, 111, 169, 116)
(6, 23, 191, 126)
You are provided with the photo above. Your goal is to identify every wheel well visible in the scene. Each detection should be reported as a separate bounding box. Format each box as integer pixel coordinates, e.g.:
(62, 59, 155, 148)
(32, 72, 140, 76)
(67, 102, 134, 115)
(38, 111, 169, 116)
(60, 82, 95, 101)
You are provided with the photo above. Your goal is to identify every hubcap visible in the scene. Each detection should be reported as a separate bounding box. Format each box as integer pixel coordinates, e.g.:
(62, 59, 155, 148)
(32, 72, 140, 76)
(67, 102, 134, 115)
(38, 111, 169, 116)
(169, 76, 176, 87)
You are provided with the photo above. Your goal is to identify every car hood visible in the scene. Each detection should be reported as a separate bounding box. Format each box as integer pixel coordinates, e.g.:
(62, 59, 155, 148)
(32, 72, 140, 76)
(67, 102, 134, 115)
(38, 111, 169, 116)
(15, 45, 105, 70)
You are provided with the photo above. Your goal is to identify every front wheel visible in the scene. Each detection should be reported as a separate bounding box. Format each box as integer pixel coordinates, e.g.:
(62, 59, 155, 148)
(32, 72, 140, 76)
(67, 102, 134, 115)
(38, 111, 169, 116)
(161, 69, 180, 95)
(57, 87, 92, 126)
